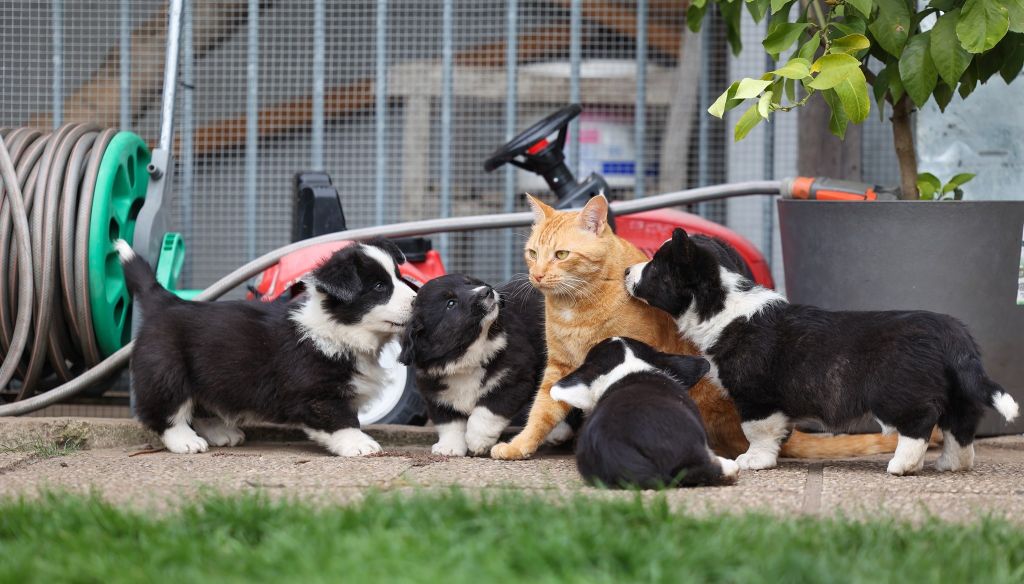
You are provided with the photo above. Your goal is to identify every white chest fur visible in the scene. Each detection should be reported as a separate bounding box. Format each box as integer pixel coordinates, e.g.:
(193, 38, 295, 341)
(436, 366, 509, 414)
(350, 353, 389, 408)
(428, 330, 509, 415)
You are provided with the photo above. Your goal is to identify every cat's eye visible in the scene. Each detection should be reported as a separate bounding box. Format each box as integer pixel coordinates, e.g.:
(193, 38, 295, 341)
(374, 281, 386, 291)
(555, 250, 569, 260)
(446, 299, 457, 309)
(527, 249, 537, 260)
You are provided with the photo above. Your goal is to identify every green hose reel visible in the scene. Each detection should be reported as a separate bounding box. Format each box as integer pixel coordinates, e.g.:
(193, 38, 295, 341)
(87, 132, 198, 357)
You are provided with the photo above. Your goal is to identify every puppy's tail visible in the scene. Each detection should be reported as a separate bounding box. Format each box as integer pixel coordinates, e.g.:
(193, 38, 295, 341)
(114, 239, 170, 303)
(952, 355, 1019, 423)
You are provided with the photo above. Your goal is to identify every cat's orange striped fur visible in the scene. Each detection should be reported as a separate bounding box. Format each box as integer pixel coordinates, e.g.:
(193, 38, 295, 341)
(490, 194, 902, 460)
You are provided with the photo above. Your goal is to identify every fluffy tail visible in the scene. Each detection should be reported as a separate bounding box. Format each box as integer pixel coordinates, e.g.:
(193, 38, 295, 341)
(114, 239, 169, 302)
(951, 355, 1019, 423)
(780, 430, 899, 458)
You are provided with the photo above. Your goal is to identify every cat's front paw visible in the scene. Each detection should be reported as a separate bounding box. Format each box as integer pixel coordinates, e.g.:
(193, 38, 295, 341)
(432, 438, 468, 457)
(490, 440, 533, 460)
(736, 450, 777, 470)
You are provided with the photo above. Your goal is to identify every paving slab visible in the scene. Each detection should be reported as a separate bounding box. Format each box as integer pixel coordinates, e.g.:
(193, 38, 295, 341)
(1, 417, 1022, 522)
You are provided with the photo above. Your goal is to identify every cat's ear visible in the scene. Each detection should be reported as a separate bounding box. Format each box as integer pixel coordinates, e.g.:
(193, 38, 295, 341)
(526, 194, 555, 223)
(578, 194, 609, 235)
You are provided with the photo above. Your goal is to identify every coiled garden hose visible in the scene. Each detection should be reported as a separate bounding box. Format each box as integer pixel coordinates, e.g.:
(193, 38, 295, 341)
(0, 125, 782, 417)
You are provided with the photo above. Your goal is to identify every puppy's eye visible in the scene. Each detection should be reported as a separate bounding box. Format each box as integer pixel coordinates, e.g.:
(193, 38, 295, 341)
(555, 250, 569, 260)
(527, 249, 537, 260)
(446, 299, 457, 309)
(374, 281, 386, 291)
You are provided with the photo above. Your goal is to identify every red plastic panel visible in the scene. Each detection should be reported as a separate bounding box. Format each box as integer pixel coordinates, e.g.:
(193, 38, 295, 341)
(249, 241, 447, 302)
(616, 209, 775, 289)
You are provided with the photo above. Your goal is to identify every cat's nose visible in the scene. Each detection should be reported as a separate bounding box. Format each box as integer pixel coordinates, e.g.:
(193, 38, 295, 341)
(531, 272, 545, 282)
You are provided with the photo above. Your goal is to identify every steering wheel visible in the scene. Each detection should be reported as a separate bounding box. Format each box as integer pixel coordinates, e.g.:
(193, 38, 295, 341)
(483, 104, 581, 172)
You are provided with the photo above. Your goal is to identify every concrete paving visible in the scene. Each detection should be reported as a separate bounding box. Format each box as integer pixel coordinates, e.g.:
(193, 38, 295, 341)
(1, 417, 1022, 522)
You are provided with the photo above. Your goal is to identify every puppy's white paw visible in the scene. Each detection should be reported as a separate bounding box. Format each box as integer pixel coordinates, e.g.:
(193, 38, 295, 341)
(736, 450, 777, 470)
(887, 457, 924, 476)
(718, 456, 740, 479)
(465, 433, 498, 457)
(193, 418, 246, 447)
(324, 428, 382, 457)
(432, 439, 469, 457)
(543, 421, 575, 446)
(162, 425, 209, 454)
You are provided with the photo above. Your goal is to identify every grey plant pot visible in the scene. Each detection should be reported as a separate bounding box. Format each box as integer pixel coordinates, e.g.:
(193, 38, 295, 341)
(777, 199, 1024, 436)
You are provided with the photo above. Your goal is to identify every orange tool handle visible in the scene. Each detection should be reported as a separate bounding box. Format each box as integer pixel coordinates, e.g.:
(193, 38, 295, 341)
(786, 177, 878, 201)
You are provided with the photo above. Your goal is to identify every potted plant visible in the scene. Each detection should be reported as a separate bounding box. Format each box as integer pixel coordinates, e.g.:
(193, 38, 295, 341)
(689, 0, 1024, 433)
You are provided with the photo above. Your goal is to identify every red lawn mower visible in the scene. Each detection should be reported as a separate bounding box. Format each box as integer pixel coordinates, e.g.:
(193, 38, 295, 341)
(248, 104, 774, 425)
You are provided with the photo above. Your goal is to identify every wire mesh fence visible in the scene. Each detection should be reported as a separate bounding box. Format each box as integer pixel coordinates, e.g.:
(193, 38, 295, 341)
(2, 0, 877, 414)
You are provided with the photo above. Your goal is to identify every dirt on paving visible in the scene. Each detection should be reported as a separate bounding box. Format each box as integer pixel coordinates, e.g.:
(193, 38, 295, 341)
(1, 417, 1023, 523)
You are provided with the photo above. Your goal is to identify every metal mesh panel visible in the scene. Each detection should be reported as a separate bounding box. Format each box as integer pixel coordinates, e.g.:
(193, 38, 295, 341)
(2, 0, 788, 414)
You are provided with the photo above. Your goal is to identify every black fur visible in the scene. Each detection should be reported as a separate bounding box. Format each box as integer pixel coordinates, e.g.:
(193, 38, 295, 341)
(629, 228, 1018, 471)
(122, 238, 411, 455)
(398, 274, 547, 455)
(555, 337, 735, 489)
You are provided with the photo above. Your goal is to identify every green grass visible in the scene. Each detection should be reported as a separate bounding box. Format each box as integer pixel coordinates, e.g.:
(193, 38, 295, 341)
(0, 491, 1022, 584)
(0, 437, 84, 459)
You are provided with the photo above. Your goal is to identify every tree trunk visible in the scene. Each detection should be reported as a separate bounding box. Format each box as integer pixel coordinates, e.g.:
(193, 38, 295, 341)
(891, 96, 918, 200)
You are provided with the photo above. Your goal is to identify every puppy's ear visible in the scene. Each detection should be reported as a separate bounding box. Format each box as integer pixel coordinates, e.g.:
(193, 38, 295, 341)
(578, 193, 609, 235)
(307, 262, 360, 304)
(550, 378, 596, 411)
(397, 320, 421, 365)
(364, 238, 406, 265)
(526, 193, 555, 223)
(656, 354, 711, 387)
(670, 228, 694, 259)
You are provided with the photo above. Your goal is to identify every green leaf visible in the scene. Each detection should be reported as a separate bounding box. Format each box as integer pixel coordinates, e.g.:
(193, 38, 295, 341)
(708, 81, 742, 118)
(1000, 35, 1024, 83)
(933, 81, 954, 111)
(943, 172, 976, 192)
(868, 0, 912, 57)
(796, 32, 822, 61)
(928, 0, 958, 10)
(957, 0, 1010, 53)
(931, 10, 975, 86)
(833, 68, 871, 122)
(959, 61, 978, 98)
(721, 0, 745, 55)
(846, 0, 874, 19)
(734, 105, 765, 141)
(917, 172, 941, 200)
(807, 53, 863, 90)
(746, 0, 770, 23)
(884, 59, 905, 102)
(770, 57, 813, 79)
(687, 3, 708, 33)
(873, 66, 890, 119)
(763, 23, 811, 56)
(771, 0, 795, 15)
(821, 89, 850, 139)
(899, 33, 939, 107)
(1008, 0, 1024, 33)
(829, 33, 871, 54)
(735, 78, 774, 99)
(757, 91, 774, 118)
(784, 77, 797, 101)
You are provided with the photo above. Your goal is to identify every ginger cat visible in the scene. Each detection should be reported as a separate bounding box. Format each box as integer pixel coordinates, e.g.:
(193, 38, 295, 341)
(490, 194, 901, 460)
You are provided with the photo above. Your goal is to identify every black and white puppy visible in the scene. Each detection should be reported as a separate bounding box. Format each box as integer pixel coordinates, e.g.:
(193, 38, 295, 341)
(551, 337, 738, 488)
(398, 274, 561, 456)
(118, 238, 416, 457)
(625, 228, 1020, 475)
